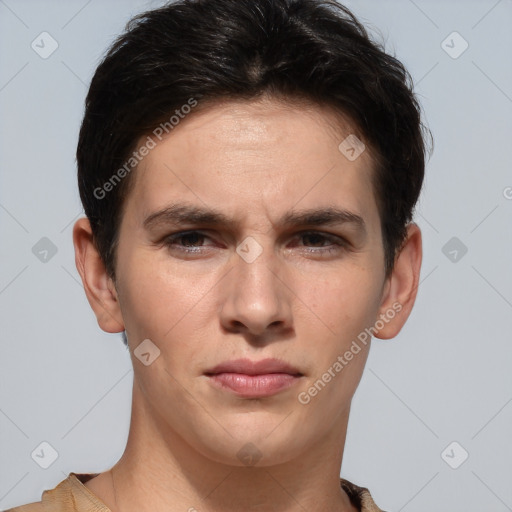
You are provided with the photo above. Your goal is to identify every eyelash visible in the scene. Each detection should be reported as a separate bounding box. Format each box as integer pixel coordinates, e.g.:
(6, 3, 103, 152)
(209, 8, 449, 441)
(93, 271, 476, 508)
(161, 230, 347, 256)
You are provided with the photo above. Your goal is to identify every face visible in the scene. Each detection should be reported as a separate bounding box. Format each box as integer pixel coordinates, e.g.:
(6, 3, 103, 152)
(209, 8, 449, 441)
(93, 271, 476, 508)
(82, 98, 410, 467)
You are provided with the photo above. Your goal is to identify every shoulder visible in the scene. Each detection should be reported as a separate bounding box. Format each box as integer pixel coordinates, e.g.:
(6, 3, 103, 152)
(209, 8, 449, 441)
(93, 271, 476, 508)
(3, 472, 106, 512)
(3, 502, 45, 512)
(340, 478, 386, 512)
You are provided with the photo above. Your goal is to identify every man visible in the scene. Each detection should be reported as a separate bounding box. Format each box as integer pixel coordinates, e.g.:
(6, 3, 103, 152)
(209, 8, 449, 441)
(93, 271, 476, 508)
(7, 0, 427, 510)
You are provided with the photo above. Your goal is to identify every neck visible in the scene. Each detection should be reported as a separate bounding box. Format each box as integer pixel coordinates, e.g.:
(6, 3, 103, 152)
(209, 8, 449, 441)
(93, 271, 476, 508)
(92, 380, 357, 512)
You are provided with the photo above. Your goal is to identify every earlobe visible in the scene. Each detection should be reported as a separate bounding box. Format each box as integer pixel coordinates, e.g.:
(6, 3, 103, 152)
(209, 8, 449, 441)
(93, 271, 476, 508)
(373, 222, 422, 340)
(72, 217, 125, 333)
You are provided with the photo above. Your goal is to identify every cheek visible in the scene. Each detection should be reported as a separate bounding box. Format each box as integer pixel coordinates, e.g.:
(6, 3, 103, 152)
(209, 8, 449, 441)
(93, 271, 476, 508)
(294, 264, 383, 344)
(292, 269, 381, 420)
(115, 247, 208, 343)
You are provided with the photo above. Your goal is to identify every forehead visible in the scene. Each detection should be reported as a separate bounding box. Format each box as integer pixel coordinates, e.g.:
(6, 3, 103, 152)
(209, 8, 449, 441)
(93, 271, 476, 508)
(124, 97, 379, 231)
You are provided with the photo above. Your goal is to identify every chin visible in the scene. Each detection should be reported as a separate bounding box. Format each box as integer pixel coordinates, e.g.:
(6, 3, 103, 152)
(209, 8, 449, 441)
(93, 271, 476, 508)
(187, 424, 309, 468)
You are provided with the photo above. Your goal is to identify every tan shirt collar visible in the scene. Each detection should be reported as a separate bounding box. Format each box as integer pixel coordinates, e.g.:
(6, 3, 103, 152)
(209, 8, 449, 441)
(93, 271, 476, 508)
(6, 472, 385, 512)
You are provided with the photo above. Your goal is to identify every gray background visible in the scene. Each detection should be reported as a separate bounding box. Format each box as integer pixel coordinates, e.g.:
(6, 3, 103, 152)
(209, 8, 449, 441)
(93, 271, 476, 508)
(1, 0, 511, 510)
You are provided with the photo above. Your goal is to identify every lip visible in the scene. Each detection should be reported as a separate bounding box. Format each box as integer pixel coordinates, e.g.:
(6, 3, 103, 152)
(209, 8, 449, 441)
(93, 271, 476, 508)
(206, 358, 302, 376)
(204, 358, 303, 398)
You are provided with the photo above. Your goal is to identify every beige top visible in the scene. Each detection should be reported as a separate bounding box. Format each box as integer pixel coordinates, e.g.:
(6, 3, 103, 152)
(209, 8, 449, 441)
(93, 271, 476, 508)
(5, 472, 385, 511)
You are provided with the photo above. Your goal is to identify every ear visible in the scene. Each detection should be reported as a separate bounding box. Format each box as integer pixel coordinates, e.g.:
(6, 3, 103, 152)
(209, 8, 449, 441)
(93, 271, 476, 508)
(72, 217, 125, 333)
(373, 222, 422, 340)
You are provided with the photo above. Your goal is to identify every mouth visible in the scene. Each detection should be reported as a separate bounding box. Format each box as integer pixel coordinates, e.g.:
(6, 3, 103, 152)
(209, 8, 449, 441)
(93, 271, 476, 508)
(204, 358, 303, 398)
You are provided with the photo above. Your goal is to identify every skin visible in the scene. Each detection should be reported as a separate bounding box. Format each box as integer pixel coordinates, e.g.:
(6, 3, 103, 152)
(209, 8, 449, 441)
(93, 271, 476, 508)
(73, 97, 422, 512)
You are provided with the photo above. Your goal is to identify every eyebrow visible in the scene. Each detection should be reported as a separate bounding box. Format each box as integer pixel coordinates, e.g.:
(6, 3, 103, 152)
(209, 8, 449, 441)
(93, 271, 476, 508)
(143, 203, 366, 235)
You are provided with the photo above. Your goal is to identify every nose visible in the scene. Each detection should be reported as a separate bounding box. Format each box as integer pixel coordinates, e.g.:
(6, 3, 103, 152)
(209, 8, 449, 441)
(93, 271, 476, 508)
(219, 240, 293, 341)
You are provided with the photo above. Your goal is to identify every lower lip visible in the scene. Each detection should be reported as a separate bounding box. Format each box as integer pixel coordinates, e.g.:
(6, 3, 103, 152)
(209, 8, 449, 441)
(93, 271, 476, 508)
(207, 373, 301, 398)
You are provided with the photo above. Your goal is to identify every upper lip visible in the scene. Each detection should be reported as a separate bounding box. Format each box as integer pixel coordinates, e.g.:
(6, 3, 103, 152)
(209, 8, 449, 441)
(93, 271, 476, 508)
(205, 358, 302, 376)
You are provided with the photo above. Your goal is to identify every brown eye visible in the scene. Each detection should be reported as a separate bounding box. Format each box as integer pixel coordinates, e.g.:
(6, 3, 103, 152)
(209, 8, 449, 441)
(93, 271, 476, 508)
(163, 231, 213, 253)
(294, 231, 346, 255)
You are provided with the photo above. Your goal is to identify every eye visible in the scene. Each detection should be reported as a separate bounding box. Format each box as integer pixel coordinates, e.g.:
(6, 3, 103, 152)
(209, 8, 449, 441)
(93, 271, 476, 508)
(292, 231, 347, 255)
(162, 230, 214, 254)
(160, 229, 348, 257)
